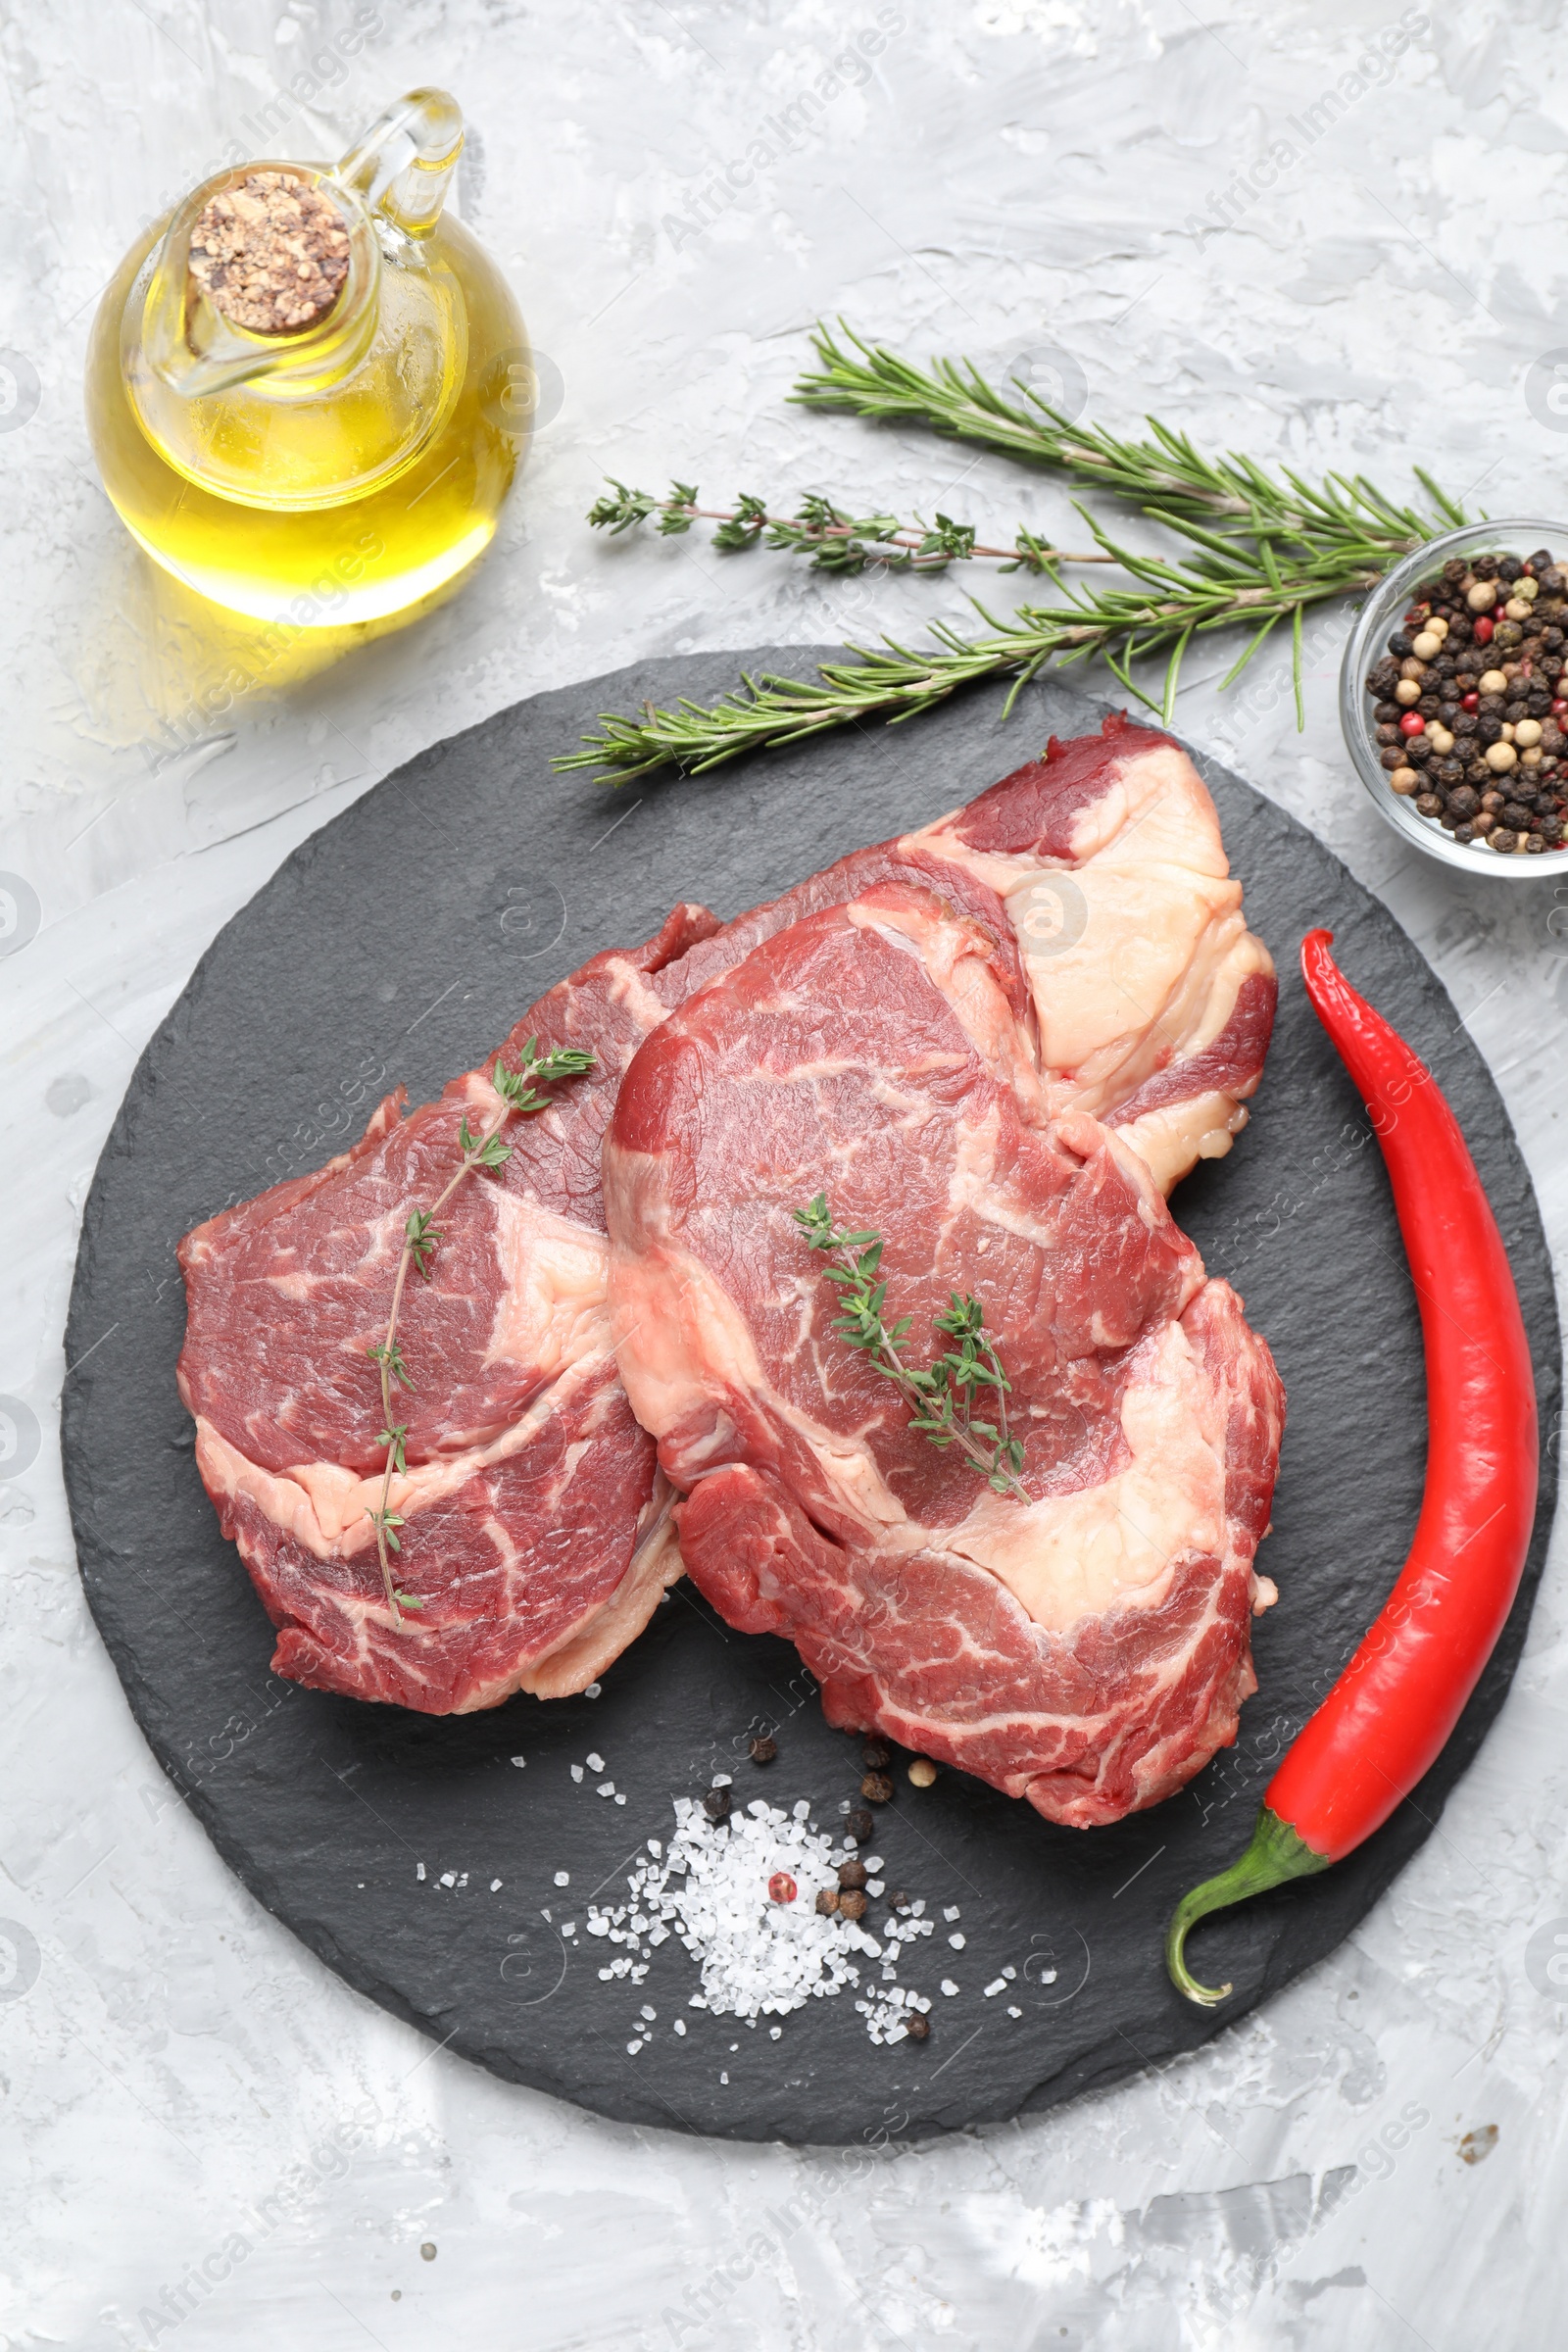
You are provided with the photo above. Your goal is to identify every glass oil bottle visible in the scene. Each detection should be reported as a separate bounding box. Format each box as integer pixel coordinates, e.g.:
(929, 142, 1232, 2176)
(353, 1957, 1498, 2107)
(86, 89, 535, 627)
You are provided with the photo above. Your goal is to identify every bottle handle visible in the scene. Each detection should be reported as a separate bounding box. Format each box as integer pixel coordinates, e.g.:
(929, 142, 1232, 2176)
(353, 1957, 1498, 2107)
(332, 87, 464, 238)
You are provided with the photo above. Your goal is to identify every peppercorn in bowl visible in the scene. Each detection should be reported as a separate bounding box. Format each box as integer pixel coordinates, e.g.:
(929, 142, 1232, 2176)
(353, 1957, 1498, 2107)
(1340, 519, 1568, 874)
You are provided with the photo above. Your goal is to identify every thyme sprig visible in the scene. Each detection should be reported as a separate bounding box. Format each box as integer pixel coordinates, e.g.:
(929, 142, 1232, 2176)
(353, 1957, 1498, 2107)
(588, 477, 1111, 576)
(558, 321, 1466, 786)
(796, 1194, 1026, 1502)
(365, 1038, 595, 1623)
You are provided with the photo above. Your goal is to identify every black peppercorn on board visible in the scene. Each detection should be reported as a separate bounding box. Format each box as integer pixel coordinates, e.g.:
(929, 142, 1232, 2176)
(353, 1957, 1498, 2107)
(63, 652, 1560, 2145)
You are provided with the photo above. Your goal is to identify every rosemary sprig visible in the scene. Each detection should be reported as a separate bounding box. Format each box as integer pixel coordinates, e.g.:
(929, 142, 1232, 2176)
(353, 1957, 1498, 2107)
(791, 320, 1466, 556)
(795, 1194, 1026, 1502)
(557, 525, 1386, 783)
(364, 1037, 595, 1623)
(558, 323, 1466, 786)
(587, 477, 1110, 576)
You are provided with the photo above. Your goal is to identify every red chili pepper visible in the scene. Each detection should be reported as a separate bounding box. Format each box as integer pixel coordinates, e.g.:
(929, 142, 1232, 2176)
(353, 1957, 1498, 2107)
(1166, 930, 1538, 2006)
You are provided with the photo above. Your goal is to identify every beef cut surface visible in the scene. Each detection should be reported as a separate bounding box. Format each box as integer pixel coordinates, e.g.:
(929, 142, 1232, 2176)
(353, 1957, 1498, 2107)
(177, 905, 716, 1713)
(606, 721, 1285, 1827)
(671, 712, 1278, 1196)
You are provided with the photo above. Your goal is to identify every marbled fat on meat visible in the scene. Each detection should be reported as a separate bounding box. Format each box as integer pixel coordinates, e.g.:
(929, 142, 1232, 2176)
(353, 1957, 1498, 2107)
(670, 713, 1278, 1196)
(176, 906, 716, 1713)
(606, 726, 1285, 1828)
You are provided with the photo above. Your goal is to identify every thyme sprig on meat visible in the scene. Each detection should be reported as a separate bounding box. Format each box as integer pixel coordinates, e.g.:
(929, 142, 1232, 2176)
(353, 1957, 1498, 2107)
(588, 478, 1110, 576)
(558, 321, 1466, 786)
(365, 1039, 595, 1623)
(796, 1194, 1026, 1502)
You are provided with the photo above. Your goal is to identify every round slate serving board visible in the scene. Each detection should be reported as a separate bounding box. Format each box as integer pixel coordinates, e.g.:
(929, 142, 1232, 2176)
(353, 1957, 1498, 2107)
(63, 650, 1560, 2146)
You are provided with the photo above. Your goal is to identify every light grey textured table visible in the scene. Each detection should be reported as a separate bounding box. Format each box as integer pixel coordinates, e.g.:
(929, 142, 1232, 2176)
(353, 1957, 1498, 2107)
(3, 6, 1565, 2346)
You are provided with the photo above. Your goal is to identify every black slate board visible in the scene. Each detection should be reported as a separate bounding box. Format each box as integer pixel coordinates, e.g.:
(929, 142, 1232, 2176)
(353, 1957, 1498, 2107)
(62, 650, 1560, 2146)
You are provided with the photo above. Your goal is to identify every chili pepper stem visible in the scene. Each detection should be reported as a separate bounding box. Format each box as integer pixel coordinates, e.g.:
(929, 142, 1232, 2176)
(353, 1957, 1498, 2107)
(1165, 1807, 1331, 2007)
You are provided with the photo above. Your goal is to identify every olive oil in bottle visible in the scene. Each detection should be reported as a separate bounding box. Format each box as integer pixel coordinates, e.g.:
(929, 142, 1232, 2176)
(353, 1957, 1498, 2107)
(86, 89, 533, 626)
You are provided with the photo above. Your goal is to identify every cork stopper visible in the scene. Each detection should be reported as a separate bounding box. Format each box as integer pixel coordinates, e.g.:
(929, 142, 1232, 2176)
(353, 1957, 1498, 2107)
(187, 171, 352, 336)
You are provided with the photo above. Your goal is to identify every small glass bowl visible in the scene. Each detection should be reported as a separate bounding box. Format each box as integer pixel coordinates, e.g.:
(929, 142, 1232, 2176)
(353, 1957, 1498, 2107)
(1339, 516, 1568, 881)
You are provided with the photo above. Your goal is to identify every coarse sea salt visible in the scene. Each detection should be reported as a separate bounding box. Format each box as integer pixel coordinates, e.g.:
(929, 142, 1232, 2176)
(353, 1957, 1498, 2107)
(583, 1794, 936, 2042)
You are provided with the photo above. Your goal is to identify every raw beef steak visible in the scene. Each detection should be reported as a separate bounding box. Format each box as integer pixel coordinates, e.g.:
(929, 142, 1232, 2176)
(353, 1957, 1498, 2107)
(179, 714, 1274, 1728)
(606, 814, 1285, 1826)
(177, 905, 717, 1713)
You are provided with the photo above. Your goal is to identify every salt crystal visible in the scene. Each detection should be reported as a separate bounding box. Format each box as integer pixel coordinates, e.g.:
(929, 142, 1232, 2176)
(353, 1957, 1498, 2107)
(866, 1880, 885, 1896)
(673, 2019, 686, 2036)
(719, 2071, 729, 2083)
(554, 1870, 570, 1887)
(583, 1790, 944, 2046)
(586, 1752, 606, 1772)
(943, 1905, 960, 1922)
(597, 1782, 615, 1798)
(769, 2025, 782, 2038)
(615, 1793, 627, 1805)
(490, 1879, 503, 1892)
(640, 2003, 657, 2020)
(710, 1772, 733, 1788)
(570, 1765, 584, 1783)
(439, 1873, 456, 1888)
(949, 1934, 966, 1950)
(984, 1978, 1006, 1997)
(1002, 1965, 1016, 1980)
(865, 1856, 884, 1872)
(941, 1979, 959, 1996)
(626, 2039, 642, 2055)
(562, 1922, 576, 1936)
(598, 1967, 612, 1981)
(585, 1683, 602, 1697)
(416, 1863, 425, 1882)
(510, 1755, 526, 1769)
(1007, 2005, 1022, 2019)
(1041, 1969, 1057, 1984)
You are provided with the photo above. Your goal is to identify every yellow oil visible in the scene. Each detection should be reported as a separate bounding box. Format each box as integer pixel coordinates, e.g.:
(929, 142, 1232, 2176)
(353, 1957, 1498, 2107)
(86, 213, 527, 626)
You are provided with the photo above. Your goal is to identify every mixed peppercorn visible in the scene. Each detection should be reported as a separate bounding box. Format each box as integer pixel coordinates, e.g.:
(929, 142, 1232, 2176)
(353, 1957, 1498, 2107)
(1363, 546, 1568, 856)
